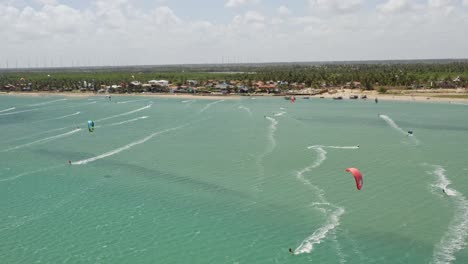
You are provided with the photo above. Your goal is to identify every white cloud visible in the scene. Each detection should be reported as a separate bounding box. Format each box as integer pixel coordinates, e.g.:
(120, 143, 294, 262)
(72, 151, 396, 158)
(1, 1, 468, 66)
(377, 0, 414, 13)
(277, 5, 291, 16)
(308, 0, 363, 14)
(225, 0, 261, 8)
(464, 0, 468, 6)
(34, 0, 58, 6)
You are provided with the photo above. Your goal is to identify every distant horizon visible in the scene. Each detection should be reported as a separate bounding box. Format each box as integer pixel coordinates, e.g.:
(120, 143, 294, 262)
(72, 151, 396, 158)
(2, 58, 468, 73)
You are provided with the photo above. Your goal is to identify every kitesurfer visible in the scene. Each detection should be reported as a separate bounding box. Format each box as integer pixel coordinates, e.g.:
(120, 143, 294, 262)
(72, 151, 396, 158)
(443, 188, 446, 195)
(68, 160, 71, 165)
(375, 98, 379, 104)
(289, 248, 293, 254)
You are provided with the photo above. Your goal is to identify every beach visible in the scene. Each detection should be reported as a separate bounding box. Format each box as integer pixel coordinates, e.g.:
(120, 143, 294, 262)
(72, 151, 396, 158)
(2, 88, 468, 103)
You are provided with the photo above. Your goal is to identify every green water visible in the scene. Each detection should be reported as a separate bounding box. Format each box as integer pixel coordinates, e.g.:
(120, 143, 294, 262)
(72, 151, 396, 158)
(1, 95, 468, 264)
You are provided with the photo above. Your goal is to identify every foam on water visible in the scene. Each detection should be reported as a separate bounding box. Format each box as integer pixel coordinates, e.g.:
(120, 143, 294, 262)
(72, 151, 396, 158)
(72, 124, 187, 165)
(199, 100, 224, 113)
(95, 105, 151, 122)
(109, 116, 149, 126)
(2, 129, 82, 152)
(427, 165, 468, 264)
(26, 98, 67, 107)
(0, 107, 15, 113)
(182, 100, 195, 104)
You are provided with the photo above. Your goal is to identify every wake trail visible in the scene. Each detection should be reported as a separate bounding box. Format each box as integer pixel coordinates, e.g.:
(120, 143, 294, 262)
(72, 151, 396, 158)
(199, 100, 224, 113)
(294, 145, 358, 255)
(379, 115, 407, 135)
(26, 98, 67, 107)
(95, 105, 151, 122)
(0, 108, 40, 116)
(2, 129, 82, 152)
(0, 107, 15, 113)
(117, 99, 146, 104)
(109, 116, 149, 126)
(274, 111, 287, 117)
(32, 112, 81, 123)
(427, 165, 468, 264)
(254, 117, 278, 193)
(0, 165, 64, 183)
(238, 105, 252, 117)
(72, 124, 188, 165)
(6, 126, 72, 143)
(379, 114, 420, 144)
(182, 100, 195, 104)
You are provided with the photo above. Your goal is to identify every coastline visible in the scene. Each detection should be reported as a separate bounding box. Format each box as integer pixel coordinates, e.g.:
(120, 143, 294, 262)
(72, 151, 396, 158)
(1, 90, 468, 103)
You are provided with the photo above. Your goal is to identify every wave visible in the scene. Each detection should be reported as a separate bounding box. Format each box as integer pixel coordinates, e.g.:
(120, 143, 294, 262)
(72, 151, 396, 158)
(182, 100, 195, 104)
(26, 98, 67, 107)
(96, 105, 151, 122)
(109, 116, 149, 126)
(427, 165, 468, 264)
(2, 129, 82, 152)
(238, 105, 252, 117)
(0, 107, 15, 113)
(199, 100, 224, 113)
(72, 125, 186, 165)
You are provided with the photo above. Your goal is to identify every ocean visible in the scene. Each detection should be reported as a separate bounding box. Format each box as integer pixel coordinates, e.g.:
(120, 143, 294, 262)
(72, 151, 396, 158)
(1, 95, 467, 263)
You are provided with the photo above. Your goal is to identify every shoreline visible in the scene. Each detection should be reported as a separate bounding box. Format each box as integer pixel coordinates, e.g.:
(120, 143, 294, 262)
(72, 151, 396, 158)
(1, 90, 468, 103)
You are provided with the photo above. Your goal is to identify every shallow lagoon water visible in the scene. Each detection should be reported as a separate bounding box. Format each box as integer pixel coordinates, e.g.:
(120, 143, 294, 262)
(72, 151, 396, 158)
(1, 95, 468, 263)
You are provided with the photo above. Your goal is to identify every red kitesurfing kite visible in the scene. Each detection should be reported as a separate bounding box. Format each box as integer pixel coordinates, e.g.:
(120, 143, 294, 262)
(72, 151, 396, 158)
(345, 168, 363, 190)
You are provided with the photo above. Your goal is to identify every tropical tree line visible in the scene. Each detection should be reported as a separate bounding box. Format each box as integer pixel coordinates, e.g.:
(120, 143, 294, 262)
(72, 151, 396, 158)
(1, 62, 467, 92)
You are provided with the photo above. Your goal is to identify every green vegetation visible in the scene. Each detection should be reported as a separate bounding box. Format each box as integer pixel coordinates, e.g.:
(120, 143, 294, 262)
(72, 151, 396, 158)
(1, 61, 467, 93)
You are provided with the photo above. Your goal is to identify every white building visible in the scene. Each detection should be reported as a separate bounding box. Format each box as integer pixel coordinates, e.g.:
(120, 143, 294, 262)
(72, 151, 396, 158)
(148, 80, 169, 87)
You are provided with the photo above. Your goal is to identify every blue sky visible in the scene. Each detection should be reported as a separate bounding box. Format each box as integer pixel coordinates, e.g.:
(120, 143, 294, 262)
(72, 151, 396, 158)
(1, 0, 468, 67)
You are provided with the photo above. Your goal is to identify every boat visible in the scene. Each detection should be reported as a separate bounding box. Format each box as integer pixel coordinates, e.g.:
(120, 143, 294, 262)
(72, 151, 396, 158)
(361, 95, 367, 99)
(303, 97, 310, 99)
(333, 96, 343, 100)
(349, 95, 359, 99)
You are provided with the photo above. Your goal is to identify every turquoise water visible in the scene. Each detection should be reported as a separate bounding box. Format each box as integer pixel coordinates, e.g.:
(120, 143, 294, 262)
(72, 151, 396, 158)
(1, 95, 468, 263)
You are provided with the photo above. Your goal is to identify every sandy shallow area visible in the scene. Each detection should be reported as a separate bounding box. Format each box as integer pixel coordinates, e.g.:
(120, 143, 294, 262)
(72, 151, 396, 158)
(2, 90, 468, 103)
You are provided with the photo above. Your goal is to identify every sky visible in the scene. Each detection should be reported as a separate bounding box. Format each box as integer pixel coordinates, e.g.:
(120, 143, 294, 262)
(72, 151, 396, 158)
(1, 0, 468, 68)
